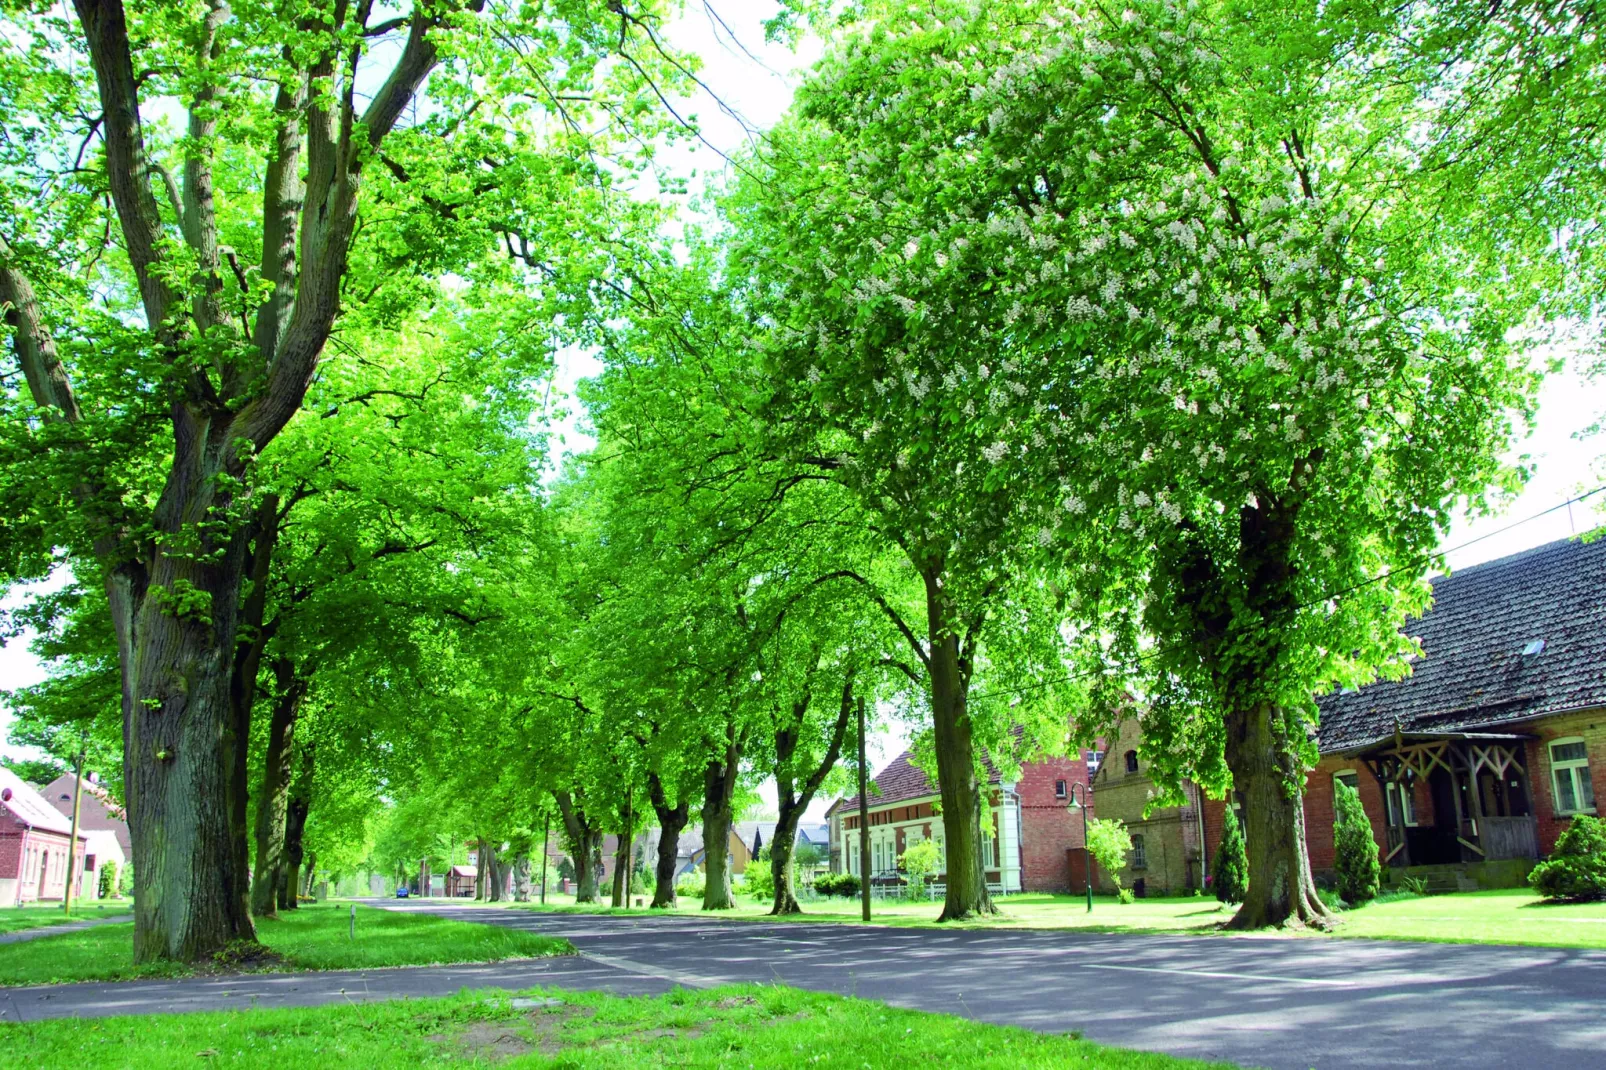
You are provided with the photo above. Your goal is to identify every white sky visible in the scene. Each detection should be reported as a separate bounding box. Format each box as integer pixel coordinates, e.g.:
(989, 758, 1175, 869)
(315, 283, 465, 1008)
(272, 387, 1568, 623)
(5, 4, 1603, 818)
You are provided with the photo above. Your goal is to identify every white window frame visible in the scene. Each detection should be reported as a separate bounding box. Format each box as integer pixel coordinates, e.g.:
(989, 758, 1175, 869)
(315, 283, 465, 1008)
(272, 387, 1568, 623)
(1333, 771, 1360, 807)
(1549, 738, 1596, 816)
(1385, 780, 1417, 827)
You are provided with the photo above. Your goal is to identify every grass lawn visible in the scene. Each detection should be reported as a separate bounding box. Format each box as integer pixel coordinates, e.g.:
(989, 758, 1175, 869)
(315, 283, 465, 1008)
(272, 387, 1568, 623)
(0, 902, 569, 986)
(0, 901, 131, 936)
(0, 983, 1231, 1069)
(506, 888, 1606, 949)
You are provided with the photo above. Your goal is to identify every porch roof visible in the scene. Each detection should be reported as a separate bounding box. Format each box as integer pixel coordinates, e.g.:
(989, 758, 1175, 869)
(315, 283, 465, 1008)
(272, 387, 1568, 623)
(1334, 730, 1537, 760)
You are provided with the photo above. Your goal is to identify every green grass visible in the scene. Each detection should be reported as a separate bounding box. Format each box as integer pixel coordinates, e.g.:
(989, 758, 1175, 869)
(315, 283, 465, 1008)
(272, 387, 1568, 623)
(0, 983, 1231, 1069)
(0, 902, 130, 935)
(0, 902, 570, 986)
(507, 887, 1606, 949)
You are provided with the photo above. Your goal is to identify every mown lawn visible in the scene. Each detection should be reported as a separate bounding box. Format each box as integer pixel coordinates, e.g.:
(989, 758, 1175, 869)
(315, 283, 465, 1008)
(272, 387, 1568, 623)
(507, 888, 1606, 949)
(0, 902, 569, 986)
(0, 983, 1232, 1070)
(0, 902, 130, 936)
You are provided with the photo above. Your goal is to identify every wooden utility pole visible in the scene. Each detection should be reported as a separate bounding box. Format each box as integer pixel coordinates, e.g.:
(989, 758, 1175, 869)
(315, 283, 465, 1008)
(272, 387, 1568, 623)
(63, 747, 86, 917)
(857, 696, 871, 923)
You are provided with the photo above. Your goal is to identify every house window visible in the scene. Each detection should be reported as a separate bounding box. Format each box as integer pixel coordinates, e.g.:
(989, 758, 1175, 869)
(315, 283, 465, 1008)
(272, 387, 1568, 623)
(1550, 739, 1596, 815)
(1385, 781, 1418, 827)
(1055, 779, 1068, 799)
(1131, 834, 1147, 869)
(1333, 771, 1360, 806)
(1124, 750, 1139, 775)
(1086, 751, 1103, 775)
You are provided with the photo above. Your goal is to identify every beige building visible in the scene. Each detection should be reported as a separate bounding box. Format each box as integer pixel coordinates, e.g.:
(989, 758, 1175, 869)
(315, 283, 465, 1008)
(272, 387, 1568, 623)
(1088, 718, 1211, 896)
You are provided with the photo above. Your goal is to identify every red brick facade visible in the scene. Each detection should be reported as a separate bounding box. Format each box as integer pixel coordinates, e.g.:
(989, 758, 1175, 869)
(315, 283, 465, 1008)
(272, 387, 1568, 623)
(1017, 753, 1093, 892)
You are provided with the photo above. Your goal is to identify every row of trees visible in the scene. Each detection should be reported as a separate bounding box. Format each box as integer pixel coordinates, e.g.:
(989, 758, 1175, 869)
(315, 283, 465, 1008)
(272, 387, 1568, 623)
(4, 0, 1602, 960)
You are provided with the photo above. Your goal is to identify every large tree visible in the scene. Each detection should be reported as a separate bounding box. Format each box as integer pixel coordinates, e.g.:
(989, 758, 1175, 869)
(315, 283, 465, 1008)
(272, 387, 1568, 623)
(0, 0, 682, 959)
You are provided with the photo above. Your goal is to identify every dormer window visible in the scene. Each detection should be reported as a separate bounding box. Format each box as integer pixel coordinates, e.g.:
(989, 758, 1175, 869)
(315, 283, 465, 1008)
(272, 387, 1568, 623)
(1522, 639, 1546, 657)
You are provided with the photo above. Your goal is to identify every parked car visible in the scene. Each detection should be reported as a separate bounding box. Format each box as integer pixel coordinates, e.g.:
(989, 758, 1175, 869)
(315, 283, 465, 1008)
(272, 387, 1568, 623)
(395, 886, 410, 898)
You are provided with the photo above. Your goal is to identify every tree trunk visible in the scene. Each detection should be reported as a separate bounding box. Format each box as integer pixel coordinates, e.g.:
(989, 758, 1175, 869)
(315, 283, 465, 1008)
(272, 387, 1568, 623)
(1224, 703, 1333, 929)
(250, 659, 303, 917)
(921, 570, 995, 921)
(302, 851, 317, 898)
(611, 830, 629, 908)
(647, 773, 689, 909)
(231, 495, 279, 925)
(701, 735, 742, 911)
(279, 745, 312, 912)
(512, 854, 532, 902)
(555, 791, 603, 904)
(771, 672, 854, 916)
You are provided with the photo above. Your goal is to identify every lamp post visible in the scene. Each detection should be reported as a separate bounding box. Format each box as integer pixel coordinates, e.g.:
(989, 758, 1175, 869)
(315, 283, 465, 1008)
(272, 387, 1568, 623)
(63, 745, 87, 917)
(1066, 783, 1093, 913)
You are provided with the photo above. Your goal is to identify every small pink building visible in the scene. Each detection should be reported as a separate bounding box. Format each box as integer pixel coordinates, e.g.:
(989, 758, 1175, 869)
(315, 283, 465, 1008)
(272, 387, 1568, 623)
(0, 767, 87, 905)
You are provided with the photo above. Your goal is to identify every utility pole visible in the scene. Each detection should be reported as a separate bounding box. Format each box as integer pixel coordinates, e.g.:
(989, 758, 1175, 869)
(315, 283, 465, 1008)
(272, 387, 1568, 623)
(540, 812, 550, 905)
(63, 746, 86, 917)
(623, 787, 634, 906)
(857, 695, 871, 923)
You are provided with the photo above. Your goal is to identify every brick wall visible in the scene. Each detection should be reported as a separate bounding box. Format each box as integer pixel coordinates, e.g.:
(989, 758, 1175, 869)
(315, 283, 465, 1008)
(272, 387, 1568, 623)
(1527, 710, 1606, 854)
(1017, 752, 1091, 892)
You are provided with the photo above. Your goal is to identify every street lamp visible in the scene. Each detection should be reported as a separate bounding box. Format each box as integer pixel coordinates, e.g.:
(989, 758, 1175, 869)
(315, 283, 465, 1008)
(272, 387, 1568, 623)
(1066, 783, 1093, 913)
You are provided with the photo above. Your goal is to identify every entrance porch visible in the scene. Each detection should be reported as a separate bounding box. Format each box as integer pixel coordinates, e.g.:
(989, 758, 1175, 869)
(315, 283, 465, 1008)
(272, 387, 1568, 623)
(1344, 732, 1540, 868)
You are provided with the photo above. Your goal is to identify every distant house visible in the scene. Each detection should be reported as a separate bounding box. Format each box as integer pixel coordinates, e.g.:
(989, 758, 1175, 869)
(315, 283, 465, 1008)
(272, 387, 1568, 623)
(1118, 535, 1606, 892)
(445, 865, 477, 897)
(825, 743, 1097, 894)
(1088, 718, 1212, 896)
(41, 771, 129, 897)
(0, 768, 87, 905)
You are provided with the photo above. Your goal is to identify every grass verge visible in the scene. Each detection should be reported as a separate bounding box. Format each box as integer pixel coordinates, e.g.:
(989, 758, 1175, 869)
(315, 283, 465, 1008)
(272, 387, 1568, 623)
(0, 983, 1231, 1069)
(0, 902, 569, 986)
(0, 903, 131, 936)
(505, 887, 1606, 949)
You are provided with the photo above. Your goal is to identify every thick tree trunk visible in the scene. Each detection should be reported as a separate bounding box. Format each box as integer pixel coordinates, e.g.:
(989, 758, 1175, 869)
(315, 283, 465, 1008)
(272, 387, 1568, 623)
(512, 854, 532, 902)
(279, 745, 312, 912)
(1224, 703, 1333, 929)
(701, 736, 742, 911)
(923, 571, 995, 921)
(769, 818, 801, 915)
(647, 773, 689, 909)
(771, 673, 853, 916)
(555, 791, 603, 904)
(250, 659, 303, 917)
(230, 495, 279, 925)
(611, 830, 629, 908)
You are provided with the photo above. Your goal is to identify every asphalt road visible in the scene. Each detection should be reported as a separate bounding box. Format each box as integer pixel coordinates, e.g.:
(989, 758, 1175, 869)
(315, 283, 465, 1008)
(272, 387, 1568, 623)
(6, 901, 1604, 1070)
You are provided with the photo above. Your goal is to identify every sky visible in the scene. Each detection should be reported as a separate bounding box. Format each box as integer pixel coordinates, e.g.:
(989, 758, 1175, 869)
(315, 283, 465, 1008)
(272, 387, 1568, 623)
(3, 4, 1604, 818)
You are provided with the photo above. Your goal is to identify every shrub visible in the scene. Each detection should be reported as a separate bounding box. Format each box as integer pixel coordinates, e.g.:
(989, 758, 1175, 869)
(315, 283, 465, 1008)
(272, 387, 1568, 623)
(1333, 779, 1381, 904)
(1530, 814, 1606, 901)
(899, 840, 941, 899)
(98, 861, 118, 900)
(1085, 817, 1132, 892)
(1213, 807, 1249, 904)
(814, 872, 861, 898)
(742, 860, 775, 902)
(675, 870, 706, 900)
(1117, 887, 1135, 905)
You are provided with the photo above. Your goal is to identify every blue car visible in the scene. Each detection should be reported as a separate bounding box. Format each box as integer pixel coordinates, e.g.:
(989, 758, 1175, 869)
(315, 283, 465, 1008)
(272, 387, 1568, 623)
(395, 887, 410, 898)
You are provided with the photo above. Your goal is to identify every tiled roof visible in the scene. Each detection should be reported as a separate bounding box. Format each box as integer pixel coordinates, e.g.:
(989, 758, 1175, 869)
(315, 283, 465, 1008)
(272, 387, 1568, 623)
(1318, 534, 1606, 752)
(0, 767, 79, 836)
(829, 747, 1007, 813)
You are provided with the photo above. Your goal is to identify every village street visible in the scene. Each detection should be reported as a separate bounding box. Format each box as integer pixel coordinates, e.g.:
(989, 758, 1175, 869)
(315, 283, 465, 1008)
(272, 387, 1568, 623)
(5, 901, 1604, 1070)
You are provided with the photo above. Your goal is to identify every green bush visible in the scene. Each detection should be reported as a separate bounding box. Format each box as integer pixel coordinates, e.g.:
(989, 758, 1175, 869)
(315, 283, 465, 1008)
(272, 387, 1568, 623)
(1085, 817, 1132, 891)
(899, 840, 941, 899)
(1530, 814, 1606, 901)
(813, 872, 861, 898)
(97, 861, 118, 900)
(741, 861, 774, 902)
(1116, 887, 1135, 905)
(1212, 807, 1249, 904)
(1333, 779, 1381, 904)
(675, 870, 706, 900)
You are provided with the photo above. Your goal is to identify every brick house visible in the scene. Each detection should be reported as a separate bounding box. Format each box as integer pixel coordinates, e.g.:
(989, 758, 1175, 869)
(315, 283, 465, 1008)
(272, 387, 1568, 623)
(41, 771, 130, 897)
(825, 743, 1097, 894)
(1117, 534, 1606, 891)
(0, 767, 87, 905)
(1088, 718, 1211, 895)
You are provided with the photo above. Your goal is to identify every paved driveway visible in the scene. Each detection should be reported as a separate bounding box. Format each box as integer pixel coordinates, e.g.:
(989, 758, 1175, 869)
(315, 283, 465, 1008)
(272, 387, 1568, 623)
(5, 901, 1604, 1070)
